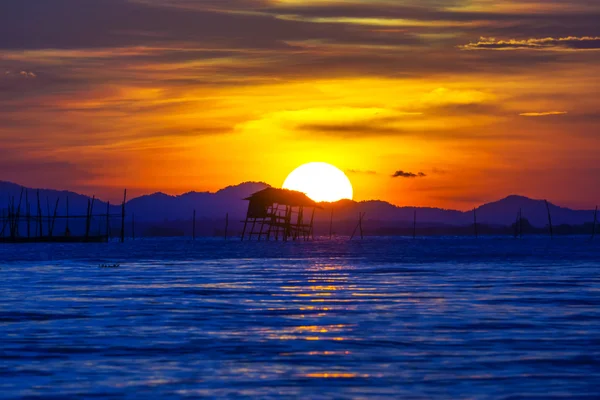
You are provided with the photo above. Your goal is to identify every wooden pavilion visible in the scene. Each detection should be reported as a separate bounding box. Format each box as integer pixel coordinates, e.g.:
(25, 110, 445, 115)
(241, 188, 320, 241)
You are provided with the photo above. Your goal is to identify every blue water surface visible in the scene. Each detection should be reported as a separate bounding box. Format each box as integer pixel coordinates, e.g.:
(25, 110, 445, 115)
(1, 236, 600, 399)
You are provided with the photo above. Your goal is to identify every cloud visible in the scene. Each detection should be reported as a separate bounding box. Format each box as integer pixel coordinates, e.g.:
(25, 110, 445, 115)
(19, 71, 37, 78)
(392, 170, 426, 178)
(519, 111, 568, 117)
(460, 36, 600, 51)
(347, 169, 377, 175)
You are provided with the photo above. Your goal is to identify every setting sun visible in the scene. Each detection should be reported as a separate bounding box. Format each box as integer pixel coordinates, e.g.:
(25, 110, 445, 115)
(282, 162, 353, 203)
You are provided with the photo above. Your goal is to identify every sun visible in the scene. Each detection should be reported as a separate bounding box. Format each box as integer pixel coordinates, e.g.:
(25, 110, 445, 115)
(282, 162, 353, 202)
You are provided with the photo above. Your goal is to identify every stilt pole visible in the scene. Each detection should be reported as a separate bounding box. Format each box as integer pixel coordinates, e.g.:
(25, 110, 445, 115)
(50, 198, 59, 237)
(121, 189, 127, 243)
(308, 208, 316, 241)
(591, 206, 598, 241)
(519, 208, 523, 239)
(46, 197, 51, 235)
(241, 217, 248, 241)
(37, 190, 43, 237)
(106, 201, 110, 242)
(26, 190, 30, 238)
(473, 208, 478, 238)
(545, 200, 553, 239)
(65, 196, 70, 236)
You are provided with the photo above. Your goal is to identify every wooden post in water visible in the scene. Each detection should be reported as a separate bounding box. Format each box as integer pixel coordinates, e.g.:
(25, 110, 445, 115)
(106, 201, 110, 241)
(50, 198, 59, 237)
(473, 208, 478, 238)
(192, 209, 196, 240)
(0, 209, 6, 237)
(14, 189, 24, 238)
(329, 208, 333, 240)
(308, 208, 315, 241)
(37, 190, 43, 238)
(8, 197, 15, 238)
(359, 212, 364, 240)
(85, 196, 95, 241)
(545, 200, 553, 239)
(241, 216, 248, 241)
(26, 190, 30, 238)
(65, 196, 70, 236)
(224, 213, 229, 240)
(351, 212, 366, 240)
(121, 189, 127, 243)
(46, 197, 51, 235)
(85, 199, 91, 241)
(591, 206, 598, 241)
(519, 208, 523, 239)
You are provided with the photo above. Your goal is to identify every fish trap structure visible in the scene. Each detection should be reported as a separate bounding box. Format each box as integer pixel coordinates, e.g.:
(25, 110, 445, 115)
(0, 189, 128, 244)
(241, 188, 320, 241)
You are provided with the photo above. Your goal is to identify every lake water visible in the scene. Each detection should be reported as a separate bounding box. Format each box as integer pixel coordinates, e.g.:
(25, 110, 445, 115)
(1, 237, 600, 399)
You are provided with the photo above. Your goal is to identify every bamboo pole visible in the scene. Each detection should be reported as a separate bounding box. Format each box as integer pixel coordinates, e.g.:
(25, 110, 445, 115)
(26, 190, 30, 238)
(7, 196, 14, 238)
(224, 213, 229, 240)
(519, 208, 523, 239)
(545, 200, 553, 239)
(121, 189, 127, 243)
(37, 191, 43, 238)
(65, 196, 70, 236)
(0, 209, 6, 237)
(250, 217, 257, 241)
(106, 201, 110, 241)
(241, 217, 248, 241)
(14, 188, 24, 237)
(308, 208, 316, 241)
(7, 197, 13, 238)
(350, 212, 366, 240)
(50, 198, 59, 237)
(85, 199, 91, 241)
(46, 197, 51, 235)
(591, 206, 598, 241)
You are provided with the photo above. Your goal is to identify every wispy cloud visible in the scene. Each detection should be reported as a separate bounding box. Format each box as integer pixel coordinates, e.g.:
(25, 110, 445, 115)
(347, 169, 378, 175)
(460, 36, 600, 51)
(392, 170, 426, 178)
(519, 111, 568, 117)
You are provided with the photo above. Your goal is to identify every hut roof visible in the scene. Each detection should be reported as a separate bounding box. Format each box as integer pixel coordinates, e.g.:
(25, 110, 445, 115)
(244, 188, 321, 208)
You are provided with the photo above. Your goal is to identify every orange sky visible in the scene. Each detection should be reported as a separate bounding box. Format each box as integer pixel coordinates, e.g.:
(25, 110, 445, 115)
(1, 0, 599, 209)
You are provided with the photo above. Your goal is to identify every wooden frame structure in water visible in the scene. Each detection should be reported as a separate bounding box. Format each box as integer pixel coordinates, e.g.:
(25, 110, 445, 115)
(241, 188, 320, 241)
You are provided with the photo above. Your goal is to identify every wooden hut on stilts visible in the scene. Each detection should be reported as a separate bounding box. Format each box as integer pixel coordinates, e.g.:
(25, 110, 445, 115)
(241, 188, 320, 241)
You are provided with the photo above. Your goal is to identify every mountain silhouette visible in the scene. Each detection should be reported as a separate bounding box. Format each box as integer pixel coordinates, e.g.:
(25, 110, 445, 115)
(0, 181, 596, 228)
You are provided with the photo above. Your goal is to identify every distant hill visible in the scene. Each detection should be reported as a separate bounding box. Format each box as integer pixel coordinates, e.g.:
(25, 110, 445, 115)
(0, 181, 596, 230)
(473, 195, 593, 227)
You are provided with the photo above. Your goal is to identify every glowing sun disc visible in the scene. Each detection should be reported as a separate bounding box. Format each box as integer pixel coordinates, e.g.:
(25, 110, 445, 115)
(283, 162, 353, 202)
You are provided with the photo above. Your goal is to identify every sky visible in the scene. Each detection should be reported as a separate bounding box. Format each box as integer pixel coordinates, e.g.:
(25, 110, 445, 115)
(1, 0, 599, 209)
